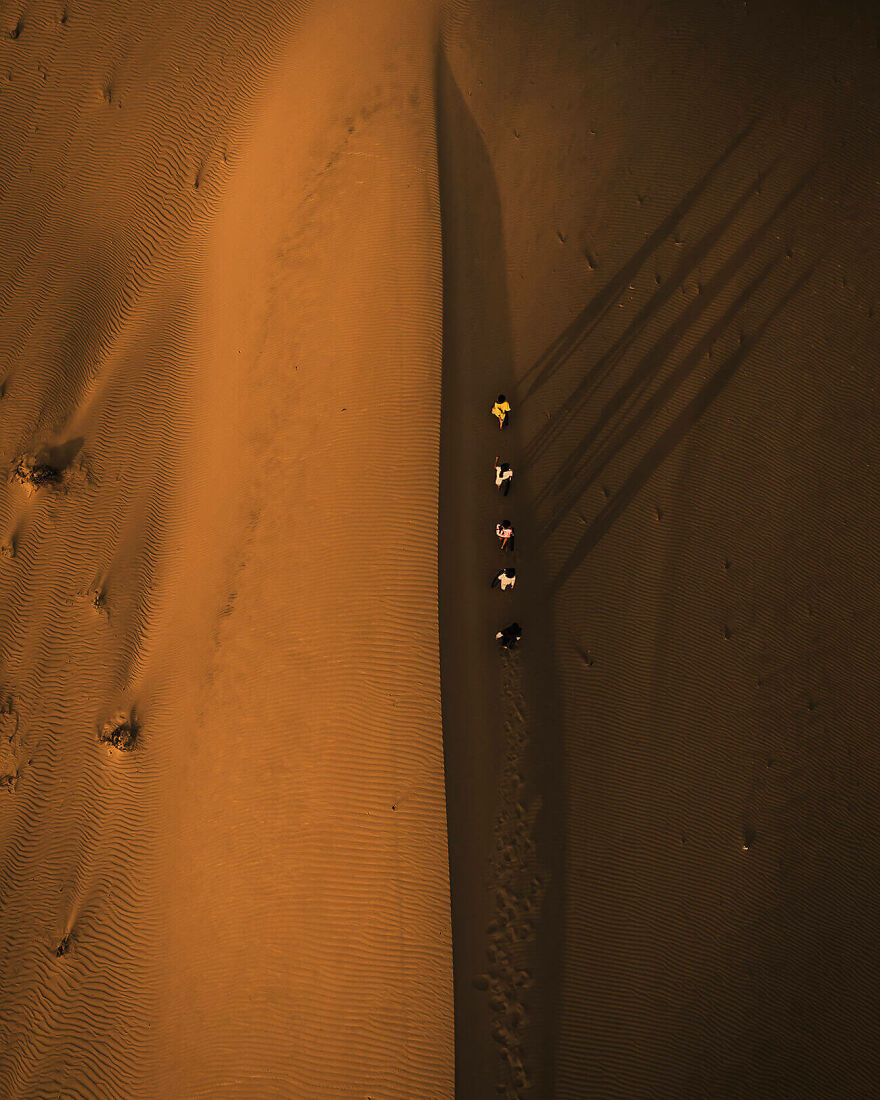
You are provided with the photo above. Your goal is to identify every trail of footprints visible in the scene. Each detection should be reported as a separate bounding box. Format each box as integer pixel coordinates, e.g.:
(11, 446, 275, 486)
(482, 397, 543, 1097)
(481, 656, 544, 1098)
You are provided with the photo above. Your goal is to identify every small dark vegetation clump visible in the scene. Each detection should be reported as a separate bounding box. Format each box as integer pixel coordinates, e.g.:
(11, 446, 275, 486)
(13, 458, 61, 488)
(99, 717, 139, 752)
(13, 440, 86, 491)
(55, 933, 73, 958)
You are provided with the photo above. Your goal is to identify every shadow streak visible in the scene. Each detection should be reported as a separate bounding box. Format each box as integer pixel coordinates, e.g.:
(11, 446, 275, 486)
(550, 267, 814, 594)
(525, 158, 779, 470)
(436, 50, 565, 1098)
(520, 118, 758, 401)
(538, 162, 817, 516)
(540, 252, 780, 541)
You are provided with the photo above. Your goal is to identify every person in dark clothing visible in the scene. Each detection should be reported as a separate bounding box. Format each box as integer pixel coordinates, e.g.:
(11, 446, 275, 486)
(495, 621, 522, 649)
(494, 456, 513, 496)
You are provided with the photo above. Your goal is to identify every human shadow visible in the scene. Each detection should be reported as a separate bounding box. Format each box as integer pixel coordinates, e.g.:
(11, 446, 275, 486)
(550, 266, 814, 594)
(537, 163, 817, 525)
(520, 119, 758, 403)
(525, 167, 774, 471)
(540, 251, 781, 541)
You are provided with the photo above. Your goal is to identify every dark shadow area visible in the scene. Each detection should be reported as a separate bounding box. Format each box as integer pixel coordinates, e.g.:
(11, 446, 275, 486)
(460, 1, 880, 1095)
(537, 162, 817, 519)
(551, 266, 813, 593)
(540, 251, 780, 540)
(520, 119, 758, 402)
(524, 157, 794, 472)
(38, 436, 85, 472)
(436, 49, 565, 1099)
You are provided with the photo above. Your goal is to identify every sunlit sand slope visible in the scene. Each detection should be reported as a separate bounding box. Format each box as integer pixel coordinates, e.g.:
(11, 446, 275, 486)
(150, 2, 453, 1096)
(1, 0, 452, 1096)
(1, 3, 304, 1094)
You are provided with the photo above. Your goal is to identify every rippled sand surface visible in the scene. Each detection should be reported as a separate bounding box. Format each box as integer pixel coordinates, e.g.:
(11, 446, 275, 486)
(3, 0, 880, 1097)
(2, 2, 451, 1095)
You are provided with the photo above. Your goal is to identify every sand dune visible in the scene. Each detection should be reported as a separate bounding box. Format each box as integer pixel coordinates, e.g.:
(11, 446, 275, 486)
(3, 0, 879, 1096)
(440, 0, 880, 1095)
(2, 1, 451, 1095)
(150, 2, 453, 1094)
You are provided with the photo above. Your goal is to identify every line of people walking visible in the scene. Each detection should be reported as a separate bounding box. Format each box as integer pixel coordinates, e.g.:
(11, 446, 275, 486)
(490, 394, 521, 650)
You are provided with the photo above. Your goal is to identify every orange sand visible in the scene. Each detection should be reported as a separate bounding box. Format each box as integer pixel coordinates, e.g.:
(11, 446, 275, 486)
(3, 0, 880, 1097)
(2, 1, 451, 1095)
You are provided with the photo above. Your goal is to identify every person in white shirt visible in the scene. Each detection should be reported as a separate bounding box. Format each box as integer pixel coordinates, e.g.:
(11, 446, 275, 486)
(491, 567, 516, 590)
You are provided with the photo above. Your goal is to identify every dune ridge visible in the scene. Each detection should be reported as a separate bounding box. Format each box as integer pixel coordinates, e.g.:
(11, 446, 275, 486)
(145, 1, 454, 1095)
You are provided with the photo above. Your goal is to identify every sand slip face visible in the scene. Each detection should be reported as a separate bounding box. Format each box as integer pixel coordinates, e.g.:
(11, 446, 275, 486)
(1, 0, 452, 1096)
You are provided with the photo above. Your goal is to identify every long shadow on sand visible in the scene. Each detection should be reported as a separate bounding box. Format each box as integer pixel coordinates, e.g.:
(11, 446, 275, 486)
(515, 136, 819, 1093)
(536, 165, 816, 528)
(437, 50, 565, 1100)
(550, 265, 813, 594)
(521, 154, 817, 593)
(519, 120, 758, 406)
(523, 155, 811, 475)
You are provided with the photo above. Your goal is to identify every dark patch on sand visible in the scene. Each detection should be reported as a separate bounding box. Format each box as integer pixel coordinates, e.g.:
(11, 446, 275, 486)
(99, 717, 139, 752)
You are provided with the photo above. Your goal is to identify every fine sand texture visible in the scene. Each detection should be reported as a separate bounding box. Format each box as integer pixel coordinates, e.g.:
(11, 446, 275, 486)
(440, 0, 880, 1096)
(2, 0, 451, 1096)
(3, 0, 880, 1097)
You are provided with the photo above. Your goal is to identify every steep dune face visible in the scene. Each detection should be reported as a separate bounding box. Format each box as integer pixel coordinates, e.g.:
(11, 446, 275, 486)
(1, 1, 452, 1096)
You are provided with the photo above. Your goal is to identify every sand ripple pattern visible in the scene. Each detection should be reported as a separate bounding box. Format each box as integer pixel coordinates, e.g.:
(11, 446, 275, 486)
(0, 2, 340, 1097)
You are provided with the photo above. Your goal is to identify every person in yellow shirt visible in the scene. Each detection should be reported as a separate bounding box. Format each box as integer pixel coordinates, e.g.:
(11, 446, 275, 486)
(492, 393, 511, 429)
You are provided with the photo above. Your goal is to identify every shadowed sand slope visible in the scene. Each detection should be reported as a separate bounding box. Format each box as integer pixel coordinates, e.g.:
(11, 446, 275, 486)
(440, 0, 880, 1096)
(151, 2, 453, 1094)
(1, 0, 452, 1096)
